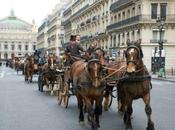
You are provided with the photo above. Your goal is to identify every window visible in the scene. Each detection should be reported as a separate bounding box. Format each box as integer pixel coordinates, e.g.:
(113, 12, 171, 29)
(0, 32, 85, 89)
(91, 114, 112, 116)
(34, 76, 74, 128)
(151, 3, 158, 19)
(132, 7, 135, 16)
(118, 35, 121, 46)
(127, 10, 130, 18)
(11, 45, 15, 50)
(33, 45, 36, 50)
(122, 11, 125, 20)
(138, 5, 141, 14)
(25, 45, 28, 51)
(18, 45, 21, 50)
(4, 44, 8, 50)
(118, 13, 121, 21)
(113, 35, 116, 47)
(160, 3, 167, 19)
(153, 31, 158, 40)
(4, 53, 8, 59)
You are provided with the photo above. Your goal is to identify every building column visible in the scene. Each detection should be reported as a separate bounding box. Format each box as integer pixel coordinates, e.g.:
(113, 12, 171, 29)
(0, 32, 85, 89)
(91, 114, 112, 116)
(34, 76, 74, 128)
(135, 29, 138, 41)
(107, 35, 111, 48)
(115, 34, 118, 47)
(125, 32, 128, 45)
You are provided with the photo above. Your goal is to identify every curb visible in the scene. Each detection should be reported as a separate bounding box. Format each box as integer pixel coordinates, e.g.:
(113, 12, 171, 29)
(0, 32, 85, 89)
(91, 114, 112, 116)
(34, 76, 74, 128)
(152, 77, 175, 82)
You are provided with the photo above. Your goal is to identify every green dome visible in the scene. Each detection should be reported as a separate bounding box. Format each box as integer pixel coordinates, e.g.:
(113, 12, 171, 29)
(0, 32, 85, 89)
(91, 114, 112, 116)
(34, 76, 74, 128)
(0, 12, 32, 31)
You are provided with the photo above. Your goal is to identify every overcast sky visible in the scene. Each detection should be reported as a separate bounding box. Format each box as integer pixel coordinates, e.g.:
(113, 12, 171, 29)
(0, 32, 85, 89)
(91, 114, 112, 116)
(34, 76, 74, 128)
(0, 0, 60, 27)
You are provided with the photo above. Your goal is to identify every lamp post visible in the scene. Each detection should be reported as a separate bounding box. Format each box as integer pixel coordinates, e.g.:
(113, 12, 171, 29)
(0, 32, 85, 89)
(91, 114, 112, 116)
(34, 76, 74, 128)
(156, 17, 165, 77)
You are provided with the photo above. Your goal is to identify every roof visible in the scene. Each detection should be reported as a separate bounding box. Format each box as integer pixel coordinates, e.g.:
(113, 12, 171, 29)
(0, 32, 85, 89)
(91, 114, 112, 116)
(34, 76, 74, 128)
(0, 11, 32, 31)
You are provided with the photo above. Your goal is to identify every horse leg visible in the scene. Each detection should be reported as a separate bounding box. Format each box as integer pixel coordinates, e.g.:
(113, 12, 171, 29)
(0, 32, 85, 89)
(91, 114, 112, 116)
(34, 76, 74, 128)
(45, 78, 50, 90)
(94, 97, 102, 129)
(123, 97, 133, 130)
(30, 71, 33, 83)
(143, 93, 154, 130)
(84, 98, 97, 130)
(118, 86, 125, 115)
(77, 95, 84, 124)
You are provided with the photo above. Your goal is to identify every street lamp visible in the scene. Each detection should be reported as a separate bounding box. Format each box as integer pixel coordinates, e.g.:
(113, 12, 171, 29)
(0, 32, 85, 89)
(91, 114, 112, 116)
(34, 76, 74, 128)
(156, 17, 165, 77)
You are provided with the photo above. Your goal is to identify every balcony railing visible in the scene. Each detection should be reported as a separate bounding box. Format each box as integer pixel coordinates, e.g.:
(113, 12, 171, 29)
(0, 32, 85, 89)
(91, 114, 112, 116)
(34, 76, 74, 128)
(107, 15, 175, 32)
(110, 0, 133, 12)
(71, 5, 89, 19)
(150, 39, 167, 43)
(107, 15, 140, 31)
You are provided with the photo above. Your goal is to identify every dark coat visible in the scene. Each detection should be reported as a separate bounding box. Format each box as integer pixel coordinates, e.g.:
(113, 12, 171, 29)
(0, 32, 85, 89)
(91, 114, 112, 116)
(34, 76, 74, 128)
(65, 42, 84, 57)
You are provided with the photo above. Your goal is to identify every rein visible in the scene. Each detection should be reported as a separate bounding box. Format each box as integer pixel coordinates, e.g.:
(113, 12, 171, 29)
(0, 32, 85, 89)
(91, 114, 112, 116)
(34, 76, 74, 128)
(101, 66, 126, 82)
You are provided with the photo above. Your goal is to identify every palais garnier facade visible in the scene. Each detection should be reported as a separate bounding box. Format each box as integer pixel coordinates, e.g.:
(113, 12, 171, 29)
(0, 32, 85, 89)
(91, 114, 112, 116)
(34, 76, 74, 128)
(0, 10, 37, 65)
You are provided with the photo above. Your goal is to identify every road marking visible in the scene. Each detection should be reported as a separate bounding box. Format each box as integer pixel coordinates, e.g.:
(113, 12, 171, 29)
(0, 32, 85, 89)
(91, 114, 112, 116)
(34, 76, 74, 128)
(0, 71, 5, 78)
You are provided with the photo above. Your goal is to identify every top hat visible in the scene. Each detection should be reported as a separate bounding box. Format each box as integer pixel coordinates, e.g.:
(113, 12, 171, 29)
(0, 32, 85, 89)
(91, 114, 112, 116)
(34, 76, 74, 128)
(70, 35, 76, 41)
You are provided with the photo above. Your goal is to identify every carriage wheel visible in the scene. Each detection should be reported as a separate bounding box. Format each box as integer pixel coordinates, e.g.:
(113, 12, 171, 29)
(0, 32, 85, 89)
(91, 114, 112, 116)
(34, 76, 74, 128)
(57, 75, 63, 105)
(63, 82, 69, 108)
(55, 75, 63, 95)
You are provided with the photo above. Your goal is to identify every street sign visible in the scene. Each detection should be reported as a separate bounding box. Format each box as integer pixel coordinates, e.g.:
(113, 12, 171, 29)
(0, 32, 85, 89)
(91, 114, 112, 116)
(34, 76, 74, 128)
(111, 48, 116, 58)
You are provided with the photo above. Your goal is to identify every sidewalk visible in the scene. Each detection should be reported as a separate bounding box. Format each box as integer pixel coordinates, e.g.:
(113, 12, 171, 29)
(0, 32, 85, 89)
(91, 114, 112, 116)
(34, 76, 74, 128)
(151, 74, 175, 82)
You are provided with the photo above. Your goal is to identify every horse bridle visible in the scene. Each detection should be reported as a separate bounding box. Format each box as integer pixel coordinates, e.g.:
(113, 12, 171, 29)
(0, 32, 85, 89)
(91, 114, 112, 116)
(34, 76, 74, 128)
(87, 59, 101, 80)
(125, 45, 141, 65)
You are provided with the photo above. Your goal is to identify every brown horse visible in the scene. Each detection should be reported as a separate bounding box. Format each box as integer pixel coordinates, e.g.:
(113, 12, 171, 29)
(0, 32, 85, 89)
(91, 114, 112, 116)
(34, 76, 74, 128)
(70, 58, 103, 130)
(93, 48, 126, 112)
(24, 56, 35, 82)
(16, 59, 25, 75)
(41, 54, 59, 91)
(118, 42, 154, 130)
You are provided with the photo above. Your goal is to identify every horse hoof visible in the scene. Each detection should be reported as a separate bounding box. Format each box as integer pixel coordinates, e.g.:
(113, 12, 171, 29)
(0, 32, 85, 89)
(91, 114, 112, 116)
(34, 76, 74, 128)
(92, 127, 100, 130)
(147, 123, 155, 130)
(118, 110, 124, 116)
(79, 121, 85, 126)
(104, 106, 108, 111)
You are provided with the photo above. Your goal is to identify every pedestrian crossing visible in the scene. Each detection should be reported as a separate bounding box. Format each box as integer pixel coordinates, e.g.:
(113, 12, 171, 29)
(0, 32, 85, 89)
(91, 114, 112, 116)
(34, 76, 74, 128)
(0, 70, 18, 78)
(0, 71, 5, 78)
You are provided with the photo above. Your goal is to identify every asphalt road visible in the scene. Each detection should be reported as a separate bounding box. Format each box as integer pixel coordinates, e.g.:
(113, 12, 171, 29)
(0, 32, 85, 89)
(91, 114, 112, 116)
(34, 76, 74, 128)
(0, 67, 175, 130)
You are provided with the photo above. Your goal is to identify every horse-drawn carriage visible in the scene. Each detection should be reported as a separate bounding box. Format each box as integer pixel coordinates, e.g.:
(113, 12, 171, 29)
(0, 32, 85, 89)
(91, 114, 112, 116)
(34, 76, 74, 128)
(13, 55, 25, 75)
(37, 53, 64, 95)
(56, 40, 155, 130)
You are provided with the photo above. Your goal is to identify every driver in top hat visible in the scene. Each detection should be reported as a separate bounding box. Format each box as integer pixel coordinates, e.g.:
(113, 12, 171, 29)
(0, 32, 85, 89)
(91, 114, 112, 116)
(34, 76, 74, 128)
(65, 35, 84, 57)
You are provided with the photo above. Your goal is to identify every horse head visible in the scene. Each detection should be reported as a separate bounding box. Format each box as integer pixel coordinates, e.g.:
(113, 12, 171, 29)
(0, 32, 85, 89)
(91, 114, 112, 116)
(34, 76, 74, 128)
(87, 58, 102, 88)
(125, 41, 143, 74)
(48, 54, 56, 70)
(94, 48, 108, 66)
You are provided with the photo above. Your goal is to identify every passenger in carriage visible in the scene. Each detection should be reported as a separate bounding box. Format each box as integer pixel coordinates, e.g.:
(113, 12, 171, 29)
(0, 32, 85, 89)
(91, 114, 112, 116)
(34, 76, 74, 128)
(65, 35, 84, 58)
(34, 50, 40, 64)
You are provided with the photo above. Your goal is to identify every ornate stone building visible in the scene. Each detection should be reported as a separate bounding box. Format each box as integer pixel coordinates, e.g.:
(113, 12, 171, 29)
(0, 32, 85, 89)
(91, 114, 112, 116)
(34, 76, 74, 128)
(67, 0, 175, 73)
(107, 0, 175, 73)
(70, 0, 111, 49)
(37, 2, 70, 55)
(0, 11, 37, 65)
